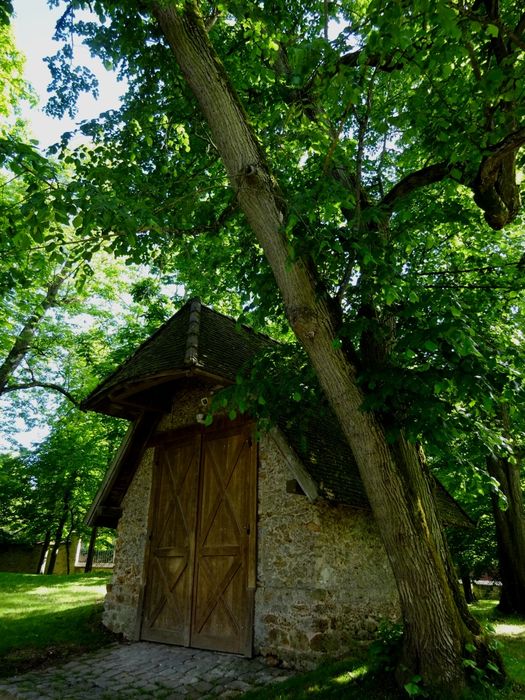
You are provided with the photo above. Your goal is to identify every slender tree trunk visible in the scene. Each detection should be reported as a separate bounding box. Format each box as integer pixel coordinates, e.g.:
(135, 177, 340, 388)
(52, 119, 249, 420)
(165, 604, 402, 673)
(64, 514, 75, 575)
(487, 454, 525, 615)
(46, 484, 74, 575)
(65, 538, 71, 575)
(460, 563, 476, 604)
(36, 529, 51, 574)
(151, 3, 501, 693)
(46, 512, 67, 576)
(0, 271, 67, 394)
(84, 526, 98, 574)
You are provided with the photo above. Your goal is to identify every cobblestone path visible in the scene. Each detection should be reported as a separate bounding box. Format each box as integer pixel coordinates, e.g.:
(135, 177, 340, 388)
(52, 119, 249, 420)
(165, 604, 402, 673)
(0, 643, 295, 699)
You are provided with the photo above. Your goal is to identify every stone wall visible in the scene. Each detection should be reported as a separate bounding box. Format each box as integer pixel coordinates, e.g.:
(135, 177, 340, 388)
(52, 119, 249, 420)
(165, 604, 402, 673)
(102, 447, 154, 638)
(254, 433, 400, 669)
(0, 543, 41, 574)
(0, 537, 79, 575)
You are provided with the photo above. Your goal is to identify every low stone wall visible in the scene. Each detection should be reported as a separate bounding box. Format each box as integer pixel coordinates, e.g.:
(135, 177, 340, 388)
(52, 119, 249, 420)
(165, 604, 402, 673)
(473, 581, 501, 601)
(0, 538, 79, 575)
(0, 544, 41, 574)
(254, 434, 400, 669)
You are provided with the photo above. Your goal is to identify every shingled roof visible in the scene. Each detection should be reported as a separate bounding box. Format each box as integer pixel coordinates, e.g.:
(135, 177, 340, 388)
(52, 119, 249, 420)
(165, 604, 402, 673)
(84, 298, 471, 528)
(83, 299, 271, 418)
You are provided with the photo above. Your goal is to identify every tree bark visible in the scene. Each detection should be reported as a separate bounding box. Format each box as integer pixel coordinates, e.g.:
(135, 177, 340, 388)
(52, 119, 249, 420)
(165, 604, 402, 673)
(46, 483, 74, 576)
(487, 454, 525, 615)
(46, 510, 68, 576)
(151, 2, 502, 692)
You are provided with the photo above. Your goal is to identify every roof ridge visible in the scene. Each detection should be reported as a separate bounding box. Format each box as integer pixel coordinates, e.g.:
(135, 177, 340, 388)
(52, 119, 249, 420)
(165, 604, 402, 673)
(184, 298, 202, 366)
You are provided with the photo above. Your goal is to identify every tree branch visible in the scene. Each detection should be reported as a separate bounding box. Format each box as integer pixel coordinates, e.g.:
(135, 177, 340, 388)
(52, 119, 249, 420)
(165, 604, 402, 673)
(337, 71, 375, 302)
(411, 260, 523, 276)
(1, 382, 81, 408)
(480, 126, 525, 163)
(379, 127, 525, 223)
(0, 267, 70, 392)
(472, 126, 525, 229)
(381, 162, 449, 211)
(339, 49, 403, 73)
(516, 11, 525, 36)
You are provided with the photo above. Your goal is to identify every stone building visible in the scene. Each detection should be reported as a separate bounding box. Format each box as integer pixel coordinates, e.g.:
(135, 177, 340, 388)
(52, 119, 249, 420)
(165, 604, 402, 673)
(84, 299, 468, 668)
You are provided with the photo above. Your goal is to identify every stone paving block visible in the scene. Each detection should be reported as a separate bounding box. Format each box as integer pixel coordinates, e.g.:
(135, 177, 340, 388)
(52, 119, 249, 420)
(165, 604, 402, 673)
(191, 680, 213, 693)
(227, 679, 254, 691)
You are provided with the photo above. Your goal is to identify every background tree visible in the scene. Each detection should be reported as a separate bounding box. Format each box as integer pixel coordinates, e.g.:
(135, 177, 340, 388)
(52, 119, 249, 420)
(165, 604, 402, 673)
(0, 409, 124, 572)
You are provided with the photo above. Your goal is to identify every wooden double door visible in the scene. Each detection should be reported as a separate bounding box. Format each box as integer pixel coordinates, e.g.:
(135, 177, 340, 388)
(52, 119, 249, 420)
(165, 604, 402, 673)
(141, 422, 257, 655)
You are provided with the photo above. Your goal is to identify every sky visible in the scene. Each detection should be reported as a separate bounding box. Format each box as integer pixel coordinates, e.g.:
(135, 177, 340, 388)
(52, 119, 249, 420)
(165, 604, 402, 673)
(11, 0, 125, 147)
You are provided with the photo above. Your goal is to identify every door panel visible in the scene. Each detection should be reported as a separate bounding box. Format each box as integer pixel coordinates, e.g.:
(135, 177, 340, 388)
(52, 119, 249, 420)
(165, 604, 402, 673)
(141, 423, 256, 655)
(191, 427, 256, 654)
(141, 434, 199, 644)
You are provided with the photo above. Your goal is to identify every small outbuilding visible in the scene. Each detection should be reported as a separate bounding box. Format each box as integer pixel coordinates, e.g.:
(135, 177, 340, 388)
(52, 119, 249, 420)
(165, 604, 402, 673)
(84, 299, 468, 668)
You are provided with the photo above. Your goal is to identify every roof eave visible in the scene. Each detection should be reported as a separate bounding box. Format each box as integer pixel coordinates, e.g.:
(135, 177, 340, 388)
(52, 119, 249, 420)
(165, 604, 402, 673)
(82, 367, 232, 419)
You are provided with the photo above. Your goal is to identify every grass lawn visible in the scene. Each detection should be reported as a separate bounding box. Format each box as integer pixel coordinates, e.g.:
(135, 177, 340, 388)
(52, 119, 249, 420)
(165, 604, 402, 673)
(0, 571, 116, 678)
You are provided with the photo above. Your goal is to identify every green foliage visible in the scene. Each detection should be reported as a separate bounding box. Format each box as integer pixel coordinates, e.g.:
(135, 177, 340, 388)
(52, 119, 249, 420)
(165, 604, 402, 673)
(0, 409, 125, 545)
(24, 0, 523, 463)
(368, 620, 404, 674)
(207, 342, 319, 432)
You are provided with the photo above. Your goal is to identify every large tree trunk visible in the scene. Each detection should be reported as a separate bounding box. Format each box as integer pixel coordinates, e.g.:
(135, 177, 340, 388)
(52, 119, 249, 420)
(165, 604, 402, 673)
(151, 2, 502, 693)
(487, 454, 525, 615)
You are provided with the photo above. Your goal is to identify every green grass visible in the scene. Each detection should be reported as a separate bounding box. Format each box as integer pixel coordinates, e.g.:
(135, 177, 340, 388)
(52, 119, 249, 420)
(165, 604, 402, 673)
(241, 601, 525, 699)
(471, 600, 525, 694)
(243, 651, 405, 699)
(0, 571, 116, 678)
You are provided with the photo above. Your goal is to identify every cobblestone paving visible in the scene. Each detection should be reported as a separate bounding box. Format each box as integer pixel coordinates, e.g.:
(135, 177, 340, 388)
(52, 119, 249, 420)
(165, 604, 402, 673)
(0, 643, 295, 699)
